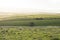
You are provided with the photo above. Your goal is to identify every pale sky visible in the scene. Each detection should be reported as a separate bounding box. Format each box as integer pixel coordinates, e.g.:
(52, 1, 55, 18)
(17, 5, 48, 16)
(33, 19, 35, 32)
(0, 0, 60, 13)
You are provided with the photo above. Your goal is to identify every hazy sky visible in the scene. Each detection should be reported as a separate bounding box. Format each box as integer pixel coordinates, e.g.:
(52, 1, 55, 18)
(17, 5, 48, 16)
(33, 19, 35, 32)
(0, 0, 60, 13)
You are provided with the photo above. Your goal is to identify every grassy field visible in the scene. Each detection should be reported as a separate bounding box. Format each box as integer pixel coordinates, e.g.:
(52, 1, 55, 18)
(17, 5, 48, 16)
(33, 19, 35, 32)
(0, 14, 60, 40)
(0, 19, 60, 26)
(0, 14, 60, 26)
(0, 26, 60, 40)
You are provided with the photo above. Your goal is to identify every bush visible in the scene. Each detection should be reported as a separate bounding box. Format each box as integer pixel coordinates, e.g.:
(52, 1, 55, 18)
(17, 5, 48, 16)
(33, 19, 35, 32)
(29, 22, 35, 26)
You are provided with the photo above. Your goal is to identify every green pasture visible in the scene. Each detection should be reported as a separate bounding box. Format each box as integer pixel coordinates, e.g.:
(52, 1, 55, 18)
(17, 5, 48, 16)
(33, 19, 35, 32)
(0, 14, 60, 26)
(0, 19, 60, 26)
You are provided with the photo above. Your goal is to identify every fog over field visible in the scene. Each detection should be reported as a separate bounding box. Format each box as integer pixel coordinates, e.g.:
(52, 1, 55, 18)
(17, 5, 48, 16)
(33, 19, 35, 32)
(0, 0, 60, 14)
